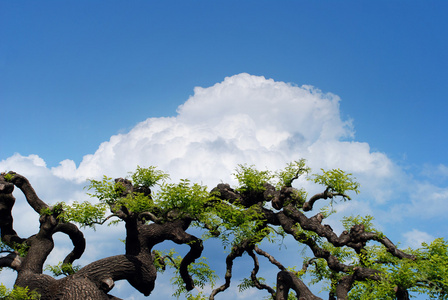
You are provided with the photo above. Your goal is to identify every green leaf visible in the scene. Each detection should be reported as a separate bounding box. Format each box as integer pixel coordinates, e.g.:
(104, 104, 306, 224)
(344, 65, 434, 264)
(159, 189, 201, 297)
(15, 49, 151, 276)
(0, 284, 41, 300)
(310, 168, 360, 196)
(44, 262, 80, 277)
(233, 164, 273, 193)
(59, 201, 107, 228)
(85, 176, 125, 205)
(130, 165, 169, 188)
(275, 159, 310, 188)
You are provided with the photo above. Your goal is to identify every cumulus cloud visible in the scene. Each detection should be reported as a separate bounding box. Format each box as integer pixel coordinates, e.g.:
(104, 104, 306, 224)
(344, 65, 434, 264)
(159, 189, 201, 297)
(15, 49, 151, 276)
(49, 73, 394, 191)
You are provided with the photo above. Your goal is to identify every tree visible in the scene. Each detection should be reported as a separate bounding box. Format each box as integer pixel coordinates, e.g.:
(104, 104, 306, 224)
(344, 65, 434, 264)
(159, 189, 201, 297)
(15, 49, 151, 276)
(0, 161, 447, 299)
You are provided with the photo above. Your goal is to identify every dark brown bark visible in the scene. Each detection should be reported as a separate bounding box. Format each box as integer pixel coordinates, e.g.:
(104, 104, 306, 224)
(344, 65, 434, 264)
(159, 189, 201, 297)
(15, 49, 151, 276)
(394, 286, 410, 300)
(210, 240, 253, 299)
(76, 254, 157, 296)
(247, 249, 276, 296)
(275, 270, 322, 300)
(9, 173, 49, 213)
(334, 275, 354, 300)
(54, 223, 86, 264)
(0, 177, 26, 245)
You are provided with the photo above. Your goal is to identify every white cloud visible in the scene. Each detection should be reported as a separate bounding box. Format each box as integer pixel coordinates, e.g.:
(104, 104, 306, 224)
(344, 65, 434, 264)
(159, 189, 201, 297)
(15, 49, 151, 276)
(50, 73, 386, 190)
(421, 163, 448, 181)
(403, 229, 436, 248)
(407, 182, 448, 217)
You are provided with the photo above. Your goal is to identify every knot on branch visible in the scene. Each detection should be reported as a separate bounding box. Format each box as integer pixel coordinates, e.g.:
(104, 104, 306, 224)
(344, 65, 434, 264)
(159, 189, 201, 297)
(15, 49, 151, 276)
(211, 184, 241, 203)
(349, 224, 365, 238)
(100, 277, 115, 292)
(271, 186, 301, 210)
(39, 214, 59, 232)
(115, 178, 134, 197)
(135, 185, 151, 197)
(310, 213, 325, 224)
(264, 183, 279, 207)
(0, 186, 15, 219)
(0, 180, 14, 194)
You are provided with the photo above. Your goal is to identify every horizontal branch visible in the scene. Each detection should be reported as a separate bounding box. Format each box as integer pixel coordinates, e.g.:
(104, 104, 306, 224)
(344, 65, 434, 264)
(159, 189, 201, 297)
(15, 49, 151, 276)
(0, 252, 22, 270)
(303, 188, 349, 211)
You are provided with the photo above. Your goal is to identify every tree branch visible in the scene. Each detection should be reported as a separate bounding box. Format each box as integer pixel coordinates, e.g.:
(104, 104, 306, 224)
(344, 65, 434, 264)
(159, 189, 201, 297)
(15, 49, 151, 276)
(54, 223, 86, 265)
(275, 270, 322, 300)
(303, 188, 350, 211)
(254, 246, 286, 271)
(0, 177, 26, 245)
(247, 249, 276, 296)
(171, 230, 203, 291)
(76, 254, 157, 296)
(0, 251, 22, 270)
(210, 241, 251, 299)
(9, 173, 48, 213)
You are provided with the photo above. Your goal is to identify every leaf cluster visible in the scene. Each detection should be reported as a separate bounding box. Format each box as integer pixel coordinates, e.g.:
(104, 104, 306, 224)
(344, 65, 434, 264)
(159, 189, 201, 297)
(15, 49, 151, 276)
(58, 202, 107, 229)
(156, 179, 210, 221)
(347, 238, 448, 299)
(275, 159, 310, 188)
(238, 276, 267, 292)
(0, 240, 29, 257)
(44, 262, 80, 277)
(130, 165, 170, 188)
(341, 215, 382, 235)
(0, 284, 40, 300)
(2, 173, 14, 182)
(311, 168, 360, 196)
(205, 200, 271, 247)
(233, 164, 273, 193)
(86, 176, 125, 206)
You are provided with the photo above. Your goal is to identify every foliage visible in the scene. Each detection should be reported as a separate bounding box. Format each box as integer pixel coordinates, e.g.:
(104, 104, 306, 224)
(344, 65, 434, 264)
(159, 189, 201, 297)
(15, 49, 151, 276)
(80, 167, 173, 219)
(0, 240, 29, 258)
(233, 164, 273, 193)
(59, 201, 107, 229)
(0, 284, 40, 300)
(119, 192, 154, 214)
(416, 238, 448, 297)
(200, 195, 277, 248)
(44, 262, 80, 277)
(85, 176, 125, 206)
(238, 276, 267, 292)
(341, 215, 382, 235)
(344, 239, 448, 299)
(310, 168, 360, 197)
(275, 159, 310, 188)
(156, 179, 210, 220)
(130, 165, 169, 188)
(2, 173, 14, 182)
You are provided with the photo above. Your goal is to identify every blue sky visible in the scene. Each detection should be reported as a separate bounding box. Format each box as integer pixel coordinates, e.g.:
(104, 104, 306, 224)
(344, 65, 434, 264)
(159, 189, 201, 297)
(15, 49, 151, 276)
(2, 1, 447, 167)
(1, 1, 448, 299)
